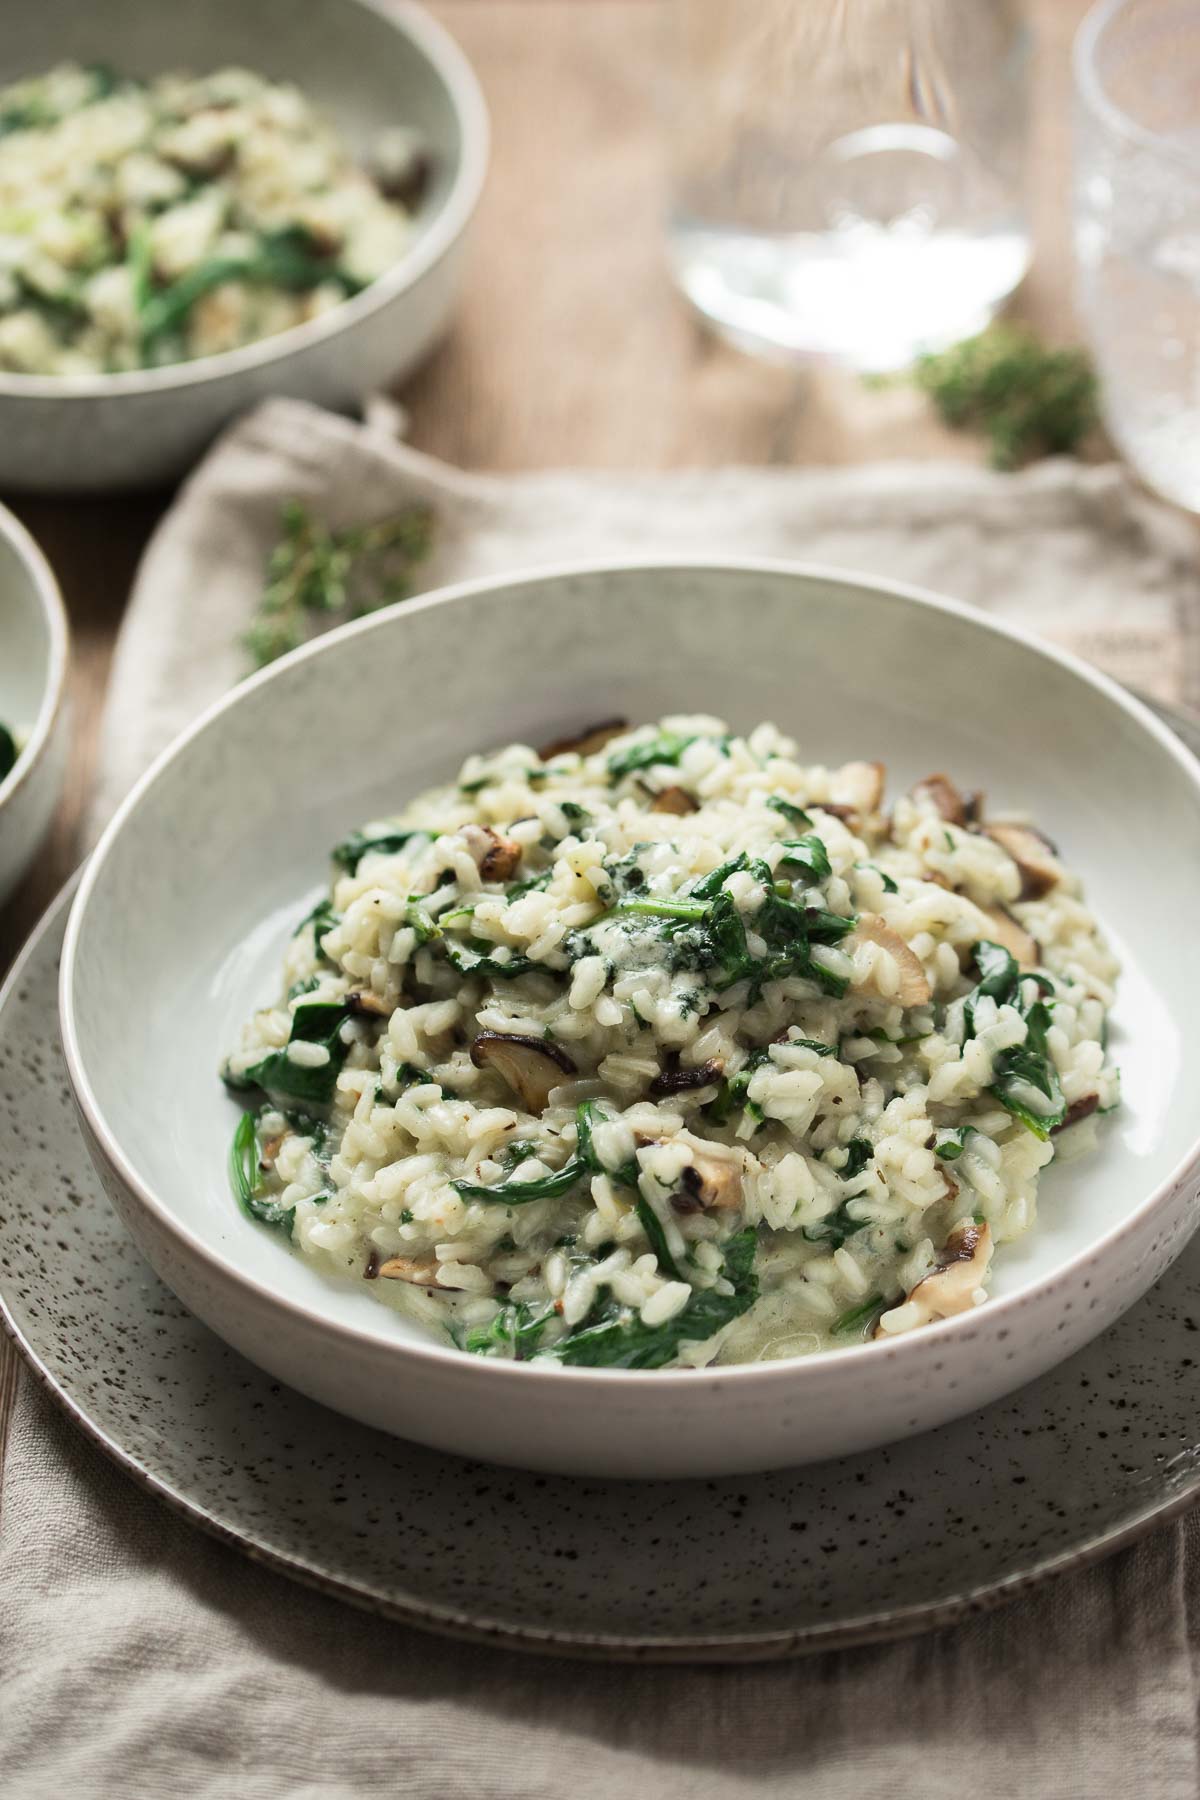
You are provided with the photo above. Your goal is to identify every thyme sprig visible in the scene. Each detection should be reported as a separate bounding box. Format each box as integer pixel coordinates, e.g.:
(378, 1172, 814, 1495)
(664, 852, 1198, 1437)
(912, 324, 1099, 470)
(243, 498, 435, 668)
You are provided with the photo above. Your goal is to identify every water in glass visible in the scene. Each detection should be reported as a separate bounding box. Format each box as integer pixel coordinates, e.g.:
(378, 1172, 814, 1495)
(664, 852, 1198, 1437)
(666, 0, 1030, 372)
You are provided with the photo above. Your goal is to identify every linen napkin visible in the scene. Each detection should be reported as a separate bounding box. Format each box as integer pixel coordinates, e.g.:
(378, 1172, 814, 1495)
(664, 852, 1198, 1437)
(5, 398, 1200, 1799)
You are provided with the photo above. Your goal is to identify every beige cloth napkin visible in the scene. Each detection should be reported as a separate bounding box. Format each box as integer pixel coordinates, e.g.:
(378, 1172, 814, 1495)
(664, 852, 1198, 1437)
(5, 397, 1200, 1798)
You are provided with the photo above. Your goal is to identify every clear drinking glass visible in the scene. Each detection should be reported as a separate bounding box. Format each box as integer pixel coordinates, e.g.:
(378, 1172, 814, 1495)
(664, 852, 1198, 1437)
(664, 0, 1030, 372)
(1074, 0, 1200, 510)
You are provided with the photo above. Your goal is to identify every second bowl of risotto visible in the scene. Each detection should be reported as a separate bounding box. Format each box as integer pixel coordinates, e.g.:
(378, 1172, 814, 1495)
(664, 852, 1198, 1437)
(60, 561, 1200, 1476)
(0, 0, 487, 490)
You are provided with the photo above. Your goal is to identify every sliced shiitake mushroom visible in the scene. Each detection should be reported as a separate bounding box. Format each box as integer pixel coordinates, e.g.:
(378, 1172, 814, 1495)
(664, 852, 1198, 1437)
(1052, 1093, 1100, 1134)
(983, 823, 1062, 898)
(461, 823, 522, 883)
(846, 913, 932, 1006)
(378, 1255, 482, 1290)
(875, 1221, 993, 1336)
(649, 1057, 724, 1098)
(912, 772, 966, 826)
(829, 759, 886, 816)
(678, 1147, 743, 1211)
(470, 1031, 578, 1112)
(649, 785, 698, 816)
(378, 1255, 440, 1285)
(537, 717, 628, 760)
(346, 987, 391, 1017)
(971, 901, 1040, 972)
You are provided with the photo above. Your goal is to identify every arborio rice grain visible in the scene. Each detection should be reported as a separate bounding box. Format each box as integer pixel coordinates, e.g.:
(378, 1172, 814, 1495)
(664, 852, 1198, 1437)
(222, 716, 1120, 1369)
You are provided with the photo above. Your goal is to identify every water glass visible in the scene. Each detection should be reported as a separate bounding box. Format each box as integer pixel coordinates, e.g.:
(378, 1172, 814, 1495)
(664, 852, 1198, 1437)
(1074, 0, 1200, 510)
(664, 0, 1031, 372)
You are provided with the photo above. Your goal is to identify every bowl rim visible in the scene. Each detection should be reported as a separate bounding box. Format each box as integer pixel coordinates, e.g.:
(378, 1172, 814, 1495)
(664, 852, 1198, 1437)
(0, 0, 490, 401)
(59, 554, 1200, 1388)
(0, 501, 69, 808)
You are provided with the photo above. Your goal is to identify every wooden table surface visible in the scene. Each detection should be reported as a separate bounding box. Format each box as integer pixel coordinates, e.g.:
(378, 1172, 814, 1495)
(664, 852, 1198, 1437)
(0, 0, 1094, 973)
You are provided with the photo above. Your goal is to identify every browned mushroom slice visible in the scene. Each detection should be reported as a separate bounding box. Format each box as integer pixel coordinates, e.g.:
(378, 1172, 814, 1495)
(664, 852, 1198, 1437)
(845, 913, 932, 1006)
(470, 1031, 578, 1112)
(1052, 1093, 1100, 1134)
(983, 823, 1062, 898)
(461, 823, 522, 883)
(649, 785, 698, 816)
(345, 986, 391, 1017)
(972, 901, 1040, 972)
(912, 772, 966, 825)
(378, 1255, 482, 1290)
(678, 1148, 743, 1211)
(874, 1221, 993, 1336)
(537, 717, 628, 760)
(829, 759, 886, 816)
(649, 1058, 724, 1098)
(378, 1255, 441, 1285)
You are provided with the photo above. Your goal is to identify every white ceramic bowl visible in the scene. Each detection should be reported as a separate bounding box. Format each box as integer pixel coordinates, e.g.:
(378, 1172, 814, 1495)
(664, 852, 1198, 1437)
(0, 506, 68, 909)
(0, 0, 488, 493)
(60, 561, 1200, 1478)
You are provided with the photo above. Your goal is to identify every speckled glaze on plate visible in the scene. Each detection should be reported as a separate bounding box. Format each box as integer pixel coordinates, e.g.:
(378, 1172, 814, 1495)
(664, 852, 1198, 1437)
(4, 693, 1200, 1662)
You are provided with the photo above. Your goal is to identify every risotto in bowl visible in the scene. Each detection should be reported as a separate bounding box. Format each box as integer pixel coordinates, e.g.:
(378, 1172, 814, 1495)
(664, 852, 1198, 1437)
(0, 0, 487, 489)
(221, 719, 1120, 1371)
(61, 561, 1200, 1476)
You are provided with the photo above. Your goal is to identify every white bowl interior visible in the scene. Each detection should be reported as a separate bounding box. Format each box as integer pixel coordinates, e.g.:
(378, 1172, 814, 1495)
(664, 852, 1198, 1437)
(65, 565, 1200, 1356)
(0, 0, 465, 244)
(0, 521, 55, 790)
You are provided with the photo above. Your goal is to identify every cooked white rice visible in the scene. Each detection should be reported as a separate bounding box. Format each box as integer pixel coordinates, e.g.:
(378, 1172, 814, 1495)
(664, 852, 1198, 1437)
(0, 62, 423, 374)
(222, 716, 1120, 1370)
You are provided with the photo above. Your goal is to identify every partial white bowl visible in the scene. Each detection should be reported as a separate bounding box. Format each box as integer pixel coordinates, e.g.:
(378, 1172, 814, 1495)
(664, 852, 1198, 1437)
(0, 506, 68, 909)
(0, 0, 488, 492)
(60, 561, 1200, 1478)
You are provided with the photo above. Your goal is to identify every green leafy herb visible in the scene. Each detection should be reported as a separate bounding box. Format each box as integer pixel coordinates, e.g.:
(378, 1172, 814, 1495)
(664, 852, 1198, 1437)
(959, 940, 1065, 1138)
(552, 1229, 758, 1369)
(464, 1299, 557, 1360)
(595, 857, 855, 1001)
(441, 938, 538, 980)
(988, 999, 1066, 1139)
(456, 1100, 642, 1207)
(228, 1110, 295, 1231)
(575, 1098, 640, 1189)
(803, 1198, 866, 1250)
(293, 896, 341, 954)
(858, 861, 898, 894)
(838, 1138, 874, 1180)
(706, 1048, 771, 1129)
(934, 1126, 976, 1161)
(332, 826, 427, 874)
(690, 854, 749, 900)
(635, 1198, 684, 1281)
(452, 1155, 583, 1206)
(777, 834, 832, 882)
(243, 497, 435, 668)
(225, 996, 355, 1107)
(766, 796, 813, 829)
(607, 731, 698, 783)
(832, 1294, 887, 1338)
(912, 324, 1099, 471)
(140, 226, 363, 356)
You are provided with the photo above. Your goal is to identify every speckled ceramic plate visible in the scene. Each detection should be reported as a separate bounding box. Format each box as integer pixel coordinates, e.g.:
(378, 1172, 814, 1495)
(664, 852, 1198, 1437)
(3, 696, 1200, 1661)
